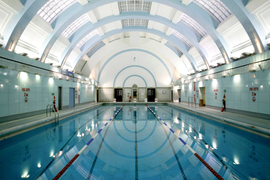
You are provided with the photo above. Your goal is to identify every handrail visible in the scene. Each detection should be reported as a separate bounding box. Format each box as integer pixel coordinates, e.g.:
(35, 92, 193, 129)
(46, 104, 53, 117)
(52, 109, 59, 124)
(46, 104, 59, 124)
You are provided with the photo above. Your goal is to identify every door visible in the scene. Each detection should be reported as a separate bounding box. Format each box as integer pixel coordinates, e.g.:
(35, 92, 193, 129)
(97, 89, 99, 102)
(133, 89, 137, 99)
(171, 90, 173, 102)
(178, 89, 181, 102)
(114, 88, 123, 102)
(69, 88, 75, 108)
(199, 87, 205, 106)
(58, 87, 62, 110)
(147, 88, 155, 102)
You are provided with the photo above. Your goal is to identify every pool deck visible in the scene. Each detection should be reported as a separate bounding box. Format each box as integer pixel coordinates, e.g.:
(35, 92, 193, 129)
(0, 102, 103, 140)
(168, 102, 270, 138)
(0, 102, 270, 140)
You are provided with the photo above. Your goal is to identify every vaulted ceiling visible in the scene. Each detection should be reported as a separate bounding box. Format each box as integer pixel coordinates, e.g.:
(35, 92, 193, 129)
(0, 0, 270, 83)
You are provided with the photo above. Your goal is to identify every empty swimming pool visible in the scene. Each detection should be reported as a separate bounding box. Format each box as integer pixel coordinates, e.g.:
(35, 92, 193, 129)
(0, 105, 269, 180)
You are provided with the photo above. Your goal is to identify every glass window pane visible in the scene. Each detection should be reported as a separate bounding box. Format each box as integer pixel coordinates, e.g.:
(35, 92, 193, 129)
(37, 0, 76, 23)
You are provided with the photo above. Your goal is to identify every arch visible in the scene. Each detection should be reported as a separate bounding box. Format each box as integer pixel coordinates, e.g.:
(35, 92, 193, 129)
(97, 48, 172, 84)
(74, 27, 197, 73)
(113, 65, 157, 87)
(123, 75, 147, 87)
(46, 0, 230, 64)
(6, 0, 265, 66)
(56, 13, 211, 69)
(220, 0, 266, 53)
(3, 0, 47, 51)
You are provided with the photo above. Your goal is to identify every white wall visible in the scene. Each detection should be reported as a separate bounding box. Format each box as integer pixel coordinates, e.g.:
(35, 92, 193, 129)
(178, 69, 270, 115)
(0, 68, 95, 117)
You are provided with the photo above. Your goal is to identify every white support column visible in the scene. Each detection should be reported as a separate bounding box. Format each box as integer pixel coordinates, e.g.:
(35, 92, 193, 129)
(161, 38, 167, 45)
(166, 27, 173, 36)
(77, 0, 88, 5)
(182, 0, 193, 6)
(87, 11, 97, 24)
(111, 2, 120, 15)
(97, 27, 104, 36)
(115, 20, 122, 29)
(150, 2, 159, 15)
(147, 20, 154, 29)
(172, 11, 184, 24)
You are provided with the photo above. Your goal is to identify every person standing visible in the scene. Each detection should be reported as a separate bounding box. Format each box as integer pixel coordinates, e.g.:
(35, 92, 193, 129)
(222, 95, 226, 111)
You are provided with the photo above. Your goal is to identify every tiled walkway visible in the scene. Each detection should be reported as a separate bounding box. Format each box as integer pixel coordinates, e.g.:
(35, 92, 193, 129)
(168, 102, 270, 137)
(0, 102, 102, 139)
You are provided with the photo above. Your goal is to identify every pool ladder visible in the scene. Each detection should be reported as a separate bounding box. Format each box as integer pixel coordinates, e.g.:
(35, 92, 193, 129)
(46, 104, 59, 124)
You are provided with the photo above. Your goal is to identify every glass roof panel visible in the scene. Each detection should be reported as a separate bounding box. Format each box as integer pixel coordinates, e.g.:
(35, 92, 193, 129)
(180, 14, 207, 37)
(121, 19, 149, 27)
(62, 14, 90, 38)
(193, 0, 232, 23)
(172, 30, 193, 48)
(76, 29, 98, 48)
(118, 0, 152, 12)
(37, 0, 77, 23)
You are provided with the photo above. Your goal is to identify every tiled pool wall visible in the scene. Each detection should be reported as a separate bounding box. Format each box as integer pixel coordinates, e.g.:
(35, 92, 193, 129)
(175, 68, 270, 115)
(0, 67, 95, 117)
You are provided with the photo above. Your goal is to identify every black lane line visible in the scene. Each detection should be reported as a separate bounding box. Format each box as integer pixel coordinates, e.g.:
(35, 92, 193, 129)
(87, 112, 117, 179)
(135, 110, 138, 180)
(36, 107, 110, 179)
(155, 112, 187, 180)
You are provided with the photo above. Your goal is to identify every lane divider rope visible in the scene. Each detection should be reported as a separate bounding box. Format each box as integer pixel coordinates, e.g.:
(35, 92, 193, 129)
(145, 105, 224, 180)
(53, 105, 125, 180)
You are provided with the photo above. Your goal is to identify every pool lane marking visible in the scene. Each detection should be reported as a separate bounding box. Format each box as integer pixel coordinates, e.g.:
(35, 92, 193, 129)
(156, 111, 187, 180)
(53, 105, 125, 180)
(87, 113, 115, 180)
(37, 107, 110, 180)
(134, 109, 138, 180)
(145, 105, 224, 180)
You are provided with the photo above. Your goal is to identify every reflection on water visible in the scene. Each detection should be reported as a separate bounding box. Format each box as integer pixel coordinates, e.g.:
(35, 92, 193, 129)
(0, 105, 269, 180)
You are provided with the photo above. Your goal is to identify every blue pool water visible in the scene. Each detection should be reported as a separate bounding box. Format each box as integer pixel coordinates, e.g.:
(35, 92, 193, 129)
(0, 105, 270, 180)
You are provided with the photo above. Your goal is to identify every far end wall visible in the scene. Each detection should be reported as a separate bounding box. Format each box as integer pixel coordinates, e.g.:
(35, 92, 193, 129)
(98, 87, 172, 102)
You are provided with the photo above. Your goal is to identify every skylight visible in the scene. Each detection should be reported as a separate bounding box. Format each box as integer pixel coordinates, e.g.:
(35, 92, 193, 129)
(62, 14, 90, 38)
(37, 0, 77, 23)
(121, 19, 149, 27)
(76, 30, 99, 48)
(180, 14, 207, 37)
(193, 0, 232, 23)
(172, 30, 193, 48)
(118, 0, 152, 12)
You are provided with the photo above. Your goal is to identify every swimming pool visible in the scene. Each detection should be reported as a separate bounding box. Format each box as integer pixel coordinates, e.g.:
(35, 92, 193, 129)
(0, 105, 269, 180)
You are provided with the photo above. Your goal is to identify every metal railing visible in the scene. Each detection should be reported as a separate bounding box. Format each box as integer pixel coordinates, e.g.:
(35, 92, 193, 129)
(188, 96, 197, 108)
(46, 104, 59, 124)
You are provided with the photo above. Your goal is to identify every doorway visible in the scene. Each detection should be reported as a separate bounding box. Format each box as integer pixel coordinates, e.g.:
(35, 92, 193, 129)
(199, 87, 205, 106)
(178, 89, 181, 102)
(114, 88, 123, 102)
(132, 84, 138, 101)
(69, 88, 75, 108)
(97, 89, 99, 102)
(58, 87, 62, 110)
(147, 88, 155, 102)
